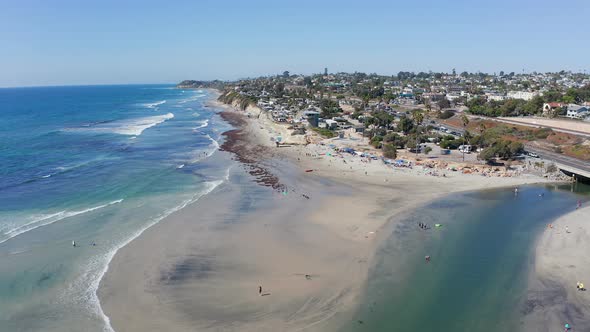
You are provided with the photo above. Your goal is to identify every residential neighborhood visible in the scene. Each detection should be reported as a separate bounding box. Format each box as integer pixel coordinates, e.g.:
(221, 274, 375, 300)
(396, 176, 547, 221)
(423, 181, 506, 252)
(180, 70, 590, 166)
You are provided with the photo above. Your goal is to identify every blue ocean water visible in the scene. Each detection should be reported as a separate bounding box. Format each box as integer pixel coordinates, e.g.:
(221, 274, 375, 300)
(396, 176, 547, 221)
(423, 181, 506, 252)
(0, 85, 232, 331)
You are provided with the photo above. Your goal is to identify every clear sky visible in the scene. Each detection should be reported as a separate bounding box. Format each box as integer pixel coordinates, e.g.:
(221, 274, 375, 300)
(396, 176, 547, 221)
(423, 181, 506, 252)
(1, 0, 589, 87)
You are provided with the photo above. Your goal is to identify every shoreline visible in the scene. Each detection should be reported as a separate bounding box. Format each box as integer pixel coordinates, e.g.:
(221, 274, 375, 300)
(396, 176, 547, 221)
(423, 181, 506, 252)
(98, 96, 565, 331)
(522, 205, 590, 331)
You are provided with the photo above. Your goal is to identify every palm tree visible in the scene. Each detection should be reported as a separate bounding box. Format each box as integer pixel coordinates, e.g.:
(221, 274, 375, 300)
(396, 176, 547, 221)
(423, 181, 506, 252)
(412, 111, 424, 156)
(461, 114, 470, 161)
(478, 123, 486, 152)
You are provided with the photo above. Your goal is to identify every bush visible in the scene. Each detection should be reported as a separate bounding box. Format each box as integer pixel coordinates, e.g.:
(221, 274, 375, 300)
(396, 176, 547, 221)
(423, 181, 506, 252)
(440, 139, 462, 149)
(534, 128, 553, 139)
(382, 144, 397, 159)
(311, 127, 336, 138)
(424, 146, 433, 155)
(477, 139, 524, 161)
(370, 135, 384, 148)
(383, 132, 407, 148)
(546, 163, 558, 173)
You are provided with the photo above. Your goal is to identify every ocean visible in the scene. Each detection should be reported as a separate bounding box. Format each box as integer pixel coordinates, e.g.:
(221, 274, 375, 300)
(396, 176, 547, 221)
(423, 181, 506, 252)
(0, 85, 232, 331)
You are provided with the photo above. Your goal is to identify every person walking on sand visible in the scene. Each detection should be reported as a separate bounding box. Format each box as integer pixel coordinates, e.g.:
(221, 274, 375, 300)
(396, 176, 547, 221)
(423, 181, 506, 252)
(259, 286, 262, 295)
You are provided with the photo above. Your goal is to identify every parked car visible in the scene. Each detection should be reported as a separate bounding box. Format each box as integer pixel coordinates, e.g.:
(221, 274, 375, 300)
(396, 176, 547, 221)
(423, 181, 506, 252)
(526, 151, 540, 158)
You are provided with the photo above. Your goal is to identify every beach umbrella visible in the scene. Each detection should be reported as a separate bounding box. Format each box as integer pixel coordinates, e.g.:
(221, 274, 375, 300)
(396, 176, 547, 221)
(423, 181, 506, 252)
(565, 323, 570, 329)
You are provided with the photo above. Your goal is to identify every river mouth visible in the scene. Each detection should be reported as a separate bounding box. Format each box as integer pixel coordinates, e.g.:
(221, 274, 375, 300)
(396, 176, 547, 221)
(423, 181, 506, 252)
(344, 183, 589, 332)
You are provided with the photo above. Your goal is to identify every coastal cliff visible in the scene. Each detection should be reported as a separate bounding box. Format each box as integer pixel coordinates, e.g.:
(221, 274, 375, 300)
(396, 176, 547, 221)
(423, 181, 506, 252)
(217, 90, 258, 110)
(176, 80, 225, 90)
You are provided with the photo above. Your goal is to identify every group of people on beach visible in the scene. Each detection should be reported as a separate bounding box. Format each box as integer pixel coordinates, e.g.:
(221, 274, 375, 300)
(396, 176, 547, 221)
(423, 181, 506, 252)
(418, 222, 430, 230)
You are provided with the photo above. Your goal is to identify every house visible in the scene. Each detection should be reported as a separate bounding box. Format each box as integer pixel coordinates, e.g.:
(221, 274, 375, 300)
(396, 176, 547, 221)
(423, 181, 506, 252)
(422, 93, 446, 102)
(304, 111, 320, 127)
(566, 104, 590, 119)
(325, 119, 338, 129)
(507, 91, 539, 101)
(542, 102, 564, 116)
(486, 94, 506, 101)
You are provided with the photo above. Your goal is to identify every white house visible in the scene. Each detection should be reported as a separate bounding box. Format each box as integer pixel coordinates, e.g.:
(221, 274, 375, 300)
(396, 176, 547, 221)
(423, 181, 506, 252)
(487, 94, 506, 101)
(507, 91, 539, 101)
(566, 104, 590, 119)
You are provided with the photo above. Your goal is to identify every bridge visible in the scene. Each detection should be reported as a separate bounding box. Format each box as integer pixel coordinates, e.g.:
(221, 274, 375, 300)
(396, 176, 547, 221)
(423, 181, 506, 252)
(524, 145, 590, 181)
(433, 120, 590, 181)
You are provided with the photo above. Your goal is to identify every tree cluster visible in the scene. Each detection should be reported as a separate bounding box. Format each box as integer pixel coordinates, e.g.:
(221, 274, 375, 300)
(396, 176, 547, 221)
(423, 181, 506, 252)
(478, 139, 524, 161)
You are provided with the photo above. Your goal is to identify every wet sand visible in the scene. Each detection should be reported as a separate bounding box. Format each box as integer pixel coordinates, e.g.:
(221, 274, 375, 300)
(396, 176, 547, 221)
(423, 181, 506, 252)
(99, 103, 557, 332)
(523, 205, 590, 332)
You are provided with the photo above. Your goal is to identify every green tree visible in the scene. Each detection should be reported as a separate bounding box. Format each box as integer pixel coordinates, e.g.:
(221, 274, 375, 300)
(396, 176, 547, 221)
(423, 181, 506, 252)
(437, 98, 451, 109)
(398, 117, 414, 134)
(382, 144, 397, 159)
(461, 114, 470, 160)
(524, 96, 544, 115)
(412, 110, 424, 126)
(383, 132, 407, 148)
(370, 135, 384, 148)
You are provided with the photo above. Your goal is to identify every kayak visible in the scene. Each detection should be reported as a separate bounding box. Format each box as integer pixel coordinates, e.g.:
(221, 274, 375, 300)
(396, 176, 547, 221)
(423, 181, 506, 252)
(305, 169, 313, 172)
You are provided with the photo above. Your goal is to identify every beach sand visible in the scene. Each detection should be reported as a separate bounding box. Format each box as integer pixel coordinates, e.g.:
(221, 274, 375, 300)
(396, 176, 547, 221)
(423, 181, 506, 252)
(522, 205, 590, 332)
(99, 102, 556, 332)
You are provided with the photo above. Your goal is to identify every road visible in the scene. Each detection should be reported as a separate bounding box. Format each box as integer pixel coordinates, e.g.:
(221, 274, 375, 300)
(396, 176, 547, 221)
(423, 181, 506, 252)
(432, 120, 590, 177)
(484, 117, 590, 138)
(524, 145, 590, 176)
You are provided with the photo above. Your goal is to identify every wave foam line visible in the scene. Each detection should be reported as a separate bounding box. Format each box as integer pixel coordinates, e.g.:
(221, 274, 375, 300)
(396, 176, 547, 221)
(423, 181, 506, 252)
(178, 94, 205, 104)
(91, 180, 225, 332)
(192, 119, 209, 131)
(142, 100, 166, 109)
(0, 200, 123, 245)
(189, 134, 219, 163)
(65, 113, 174, 136)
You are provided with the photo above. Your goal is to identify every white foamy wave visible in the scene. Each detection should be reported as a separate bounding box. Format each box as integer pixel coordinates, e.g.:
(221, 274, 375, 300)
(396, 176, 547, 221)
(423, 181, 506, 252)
(189, 134, 219, 163)
(77, 180, 225, 332)
(66, 113, 174, 136)
(178, 94, 205, 104)
(142, 100, 166, 109)
(0, 200, 123, 245)
(192, 119, 209, 131)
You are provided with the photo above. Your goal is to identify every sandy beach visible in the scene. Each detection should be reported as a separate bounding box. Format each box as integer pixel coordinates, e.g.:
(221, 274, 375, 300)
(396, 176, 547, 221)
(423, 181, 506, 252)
(523, 205, 590, 332)
(99, 99, 560, 332)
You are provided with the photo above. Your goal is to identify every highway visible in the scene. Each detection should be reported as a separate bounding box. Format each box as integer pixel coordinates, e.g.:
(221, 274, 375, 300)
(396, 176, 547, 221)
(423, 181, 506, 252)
(484, 117, 590, 138)
(524, 145, 590, 176)
(432, 120, 590, 178)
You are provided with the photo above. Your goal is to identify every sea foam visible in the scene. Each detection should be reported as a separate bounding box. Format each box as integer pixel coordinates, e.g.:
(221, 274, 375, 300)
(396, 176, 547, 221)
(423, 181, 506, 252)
(142, 100, 166, 109)
(83, 180, 225, 332)
(0, 200, 123, 245)
(66, 113, 174, 136)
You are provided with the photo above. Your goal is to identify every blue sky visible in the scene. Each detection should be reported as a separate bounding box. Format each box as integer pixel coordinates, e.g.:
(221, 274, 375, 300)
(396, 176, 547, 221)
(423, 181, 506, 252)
(1, 0, 589, 87)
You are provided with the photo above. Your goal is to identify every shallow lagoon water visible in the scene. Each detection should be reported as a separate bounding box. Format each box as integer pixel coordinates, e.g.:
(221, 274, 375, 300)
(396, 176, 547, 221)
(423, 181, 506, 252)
(346, 183, 589, 332)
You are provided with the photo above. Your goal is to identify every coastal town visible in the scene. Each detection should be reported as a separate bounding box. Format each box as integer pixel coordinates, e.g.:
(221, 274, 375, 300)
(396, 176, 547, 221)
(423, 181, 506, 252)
(179, 70, 590, 182)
